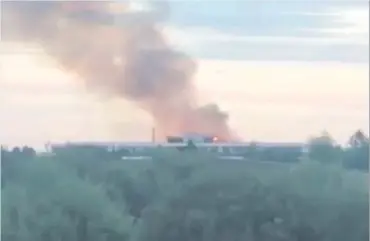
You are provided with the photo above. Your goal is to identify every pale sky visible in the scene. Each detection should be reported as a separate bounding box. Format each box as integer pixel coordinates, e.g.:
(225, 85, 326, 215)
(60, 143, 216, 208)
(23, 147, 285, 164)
(0, 1, 368, 149)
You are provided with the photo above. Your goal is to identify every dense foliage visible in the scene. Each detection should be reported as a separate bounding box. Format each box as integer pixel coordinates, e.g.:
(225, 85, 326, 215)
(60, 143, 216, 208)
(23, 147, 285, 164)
(1, 135, 368, 241)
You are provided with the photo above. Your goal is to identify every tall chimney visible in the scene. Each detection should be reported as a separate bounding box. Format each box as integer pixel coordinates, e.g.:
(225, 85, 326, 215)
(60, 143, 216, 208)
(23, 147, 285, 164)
(151, 127, 156, 143)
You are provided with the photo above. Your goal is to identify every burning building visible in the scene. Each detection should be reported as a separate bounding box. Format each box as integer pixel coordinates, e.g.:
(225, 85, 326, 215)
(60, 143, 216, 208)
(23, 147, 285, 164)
(166, 133, 221, 144)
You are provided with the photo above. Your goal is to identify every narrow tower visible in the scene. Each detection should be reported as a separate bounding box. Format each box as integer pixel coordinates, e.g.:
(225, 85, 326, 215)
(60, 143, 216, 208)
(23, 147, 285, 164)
(151, 127, 156, 143)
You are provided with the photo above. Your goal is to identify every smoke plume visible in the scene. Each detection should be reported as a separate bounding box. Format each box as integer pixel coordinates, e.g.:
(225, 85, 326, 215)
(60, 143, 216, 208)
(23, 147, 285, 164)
(2, 1, 237, 140)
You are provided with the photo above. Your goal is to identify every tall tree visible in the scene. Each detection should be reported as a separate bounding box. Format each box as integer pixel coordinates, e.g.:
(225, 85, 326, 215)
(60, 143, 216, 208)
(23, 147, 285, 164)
(307, 131, 342, 164)
(344, 130, 369, 171)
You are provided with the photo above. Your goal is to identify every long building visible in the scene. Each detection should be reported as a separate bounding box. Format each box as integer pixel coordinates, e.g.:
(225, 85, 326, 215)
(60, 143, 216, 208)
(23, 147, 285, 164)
(46, 132, 308, 156)
(48, 140, 307, 155)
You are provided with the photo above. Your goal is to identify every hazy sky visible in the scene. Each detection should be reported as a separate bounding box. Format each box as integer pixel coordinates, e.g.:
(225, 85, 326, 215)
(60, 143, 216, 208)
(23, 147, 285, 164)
(1, 0, 368, 148)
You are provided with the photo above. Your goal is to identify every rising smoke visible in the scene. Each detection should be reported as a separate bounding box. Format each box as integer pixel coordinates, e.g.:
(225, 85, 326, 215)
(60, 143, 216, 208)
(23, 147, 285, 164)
(2, 1, 237, 140)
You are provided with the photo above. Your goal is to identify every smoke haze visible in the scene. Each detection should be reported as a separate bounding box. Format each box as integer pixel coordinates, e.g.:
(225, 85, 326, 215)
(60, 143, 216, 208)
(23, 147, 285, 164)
(2, 1, 236, 140)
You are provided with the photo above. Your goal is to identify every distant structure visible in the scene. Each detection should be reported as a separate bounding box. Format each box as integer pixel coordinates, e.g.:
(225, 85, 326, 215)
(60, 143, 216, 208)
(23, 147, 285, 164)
(167, 132, 217, 144)
(47, 132, 306, 155)
(151, 127, 156, 143)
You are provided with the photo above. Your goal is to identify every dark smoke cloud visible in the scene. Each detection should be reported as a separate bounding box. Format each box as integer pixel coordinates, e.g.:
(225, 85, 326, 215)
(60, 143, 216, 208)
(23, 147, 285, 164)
(2, 1, 237, 140)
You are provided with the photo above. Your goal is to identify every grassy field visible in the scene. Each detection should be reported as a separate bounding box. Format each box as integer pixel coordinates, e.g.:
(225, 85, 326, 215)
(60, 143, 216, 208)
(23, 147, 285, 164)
(1, 149, 369, 241)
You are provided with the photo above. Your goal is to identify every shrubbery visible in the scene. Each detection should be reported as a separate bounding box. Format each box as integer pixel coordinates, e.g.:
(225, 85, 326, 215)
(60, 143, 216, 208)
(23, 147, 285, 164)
(1, 148, 368, 241)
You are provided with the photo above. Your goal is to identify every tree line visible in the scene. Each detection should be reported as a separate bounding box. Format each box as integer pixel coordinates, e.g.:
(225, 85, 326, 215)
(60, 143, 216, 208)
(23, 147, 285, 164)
(0, 130, 368, 241)
(2, 130, 368, 172)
